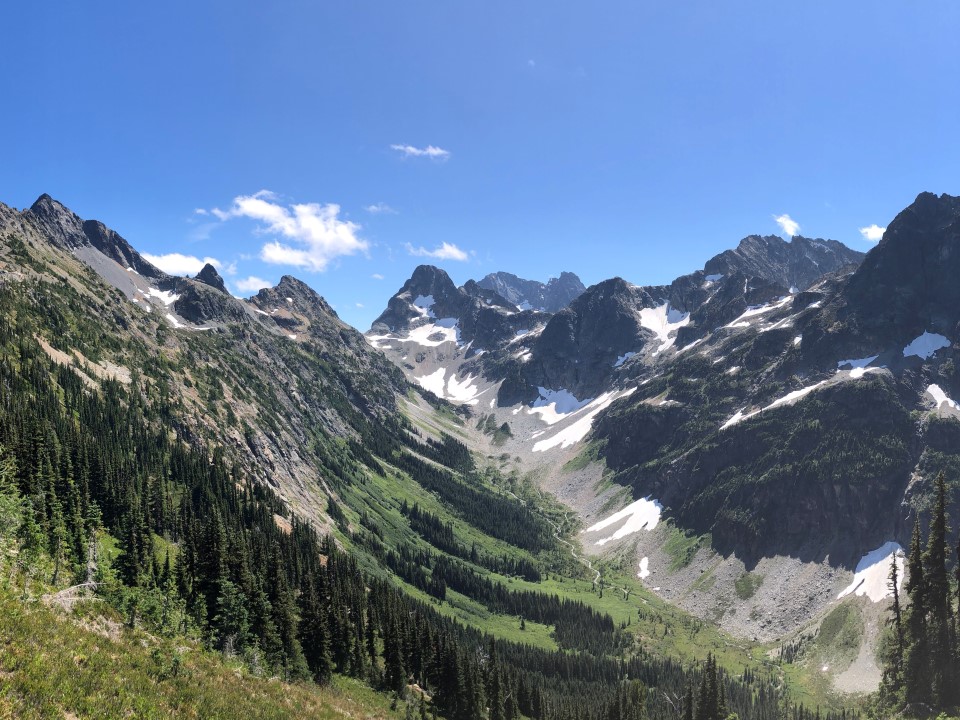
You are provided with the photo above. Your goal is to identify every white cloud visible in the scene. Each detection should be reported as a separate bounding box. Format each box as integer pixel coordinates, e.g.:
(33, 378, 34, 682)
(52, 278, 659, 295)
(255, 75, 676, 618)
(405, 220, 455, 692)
(859, 224, 886, 242)
(774, 213, 800, 237)
(355, 302, 365, 308)
(371, 273, 385, 280)
(405, 242, 469, 262)
(143, 252, 223, 276)
(193, 208, 209, 216)
(210, 190, 368, 272)
(234, 276, 273, 293)
(365, 202, 397, 215)
(391, 144, 451, 160)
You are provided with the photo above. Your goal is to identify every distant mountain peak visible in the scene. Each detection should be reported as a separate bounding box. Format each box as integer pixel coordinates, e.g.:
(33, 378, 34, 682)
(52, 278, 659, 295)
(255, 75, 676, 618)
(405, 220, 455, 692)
(703, 233, 864, 292)
(476, 270, 585, 312)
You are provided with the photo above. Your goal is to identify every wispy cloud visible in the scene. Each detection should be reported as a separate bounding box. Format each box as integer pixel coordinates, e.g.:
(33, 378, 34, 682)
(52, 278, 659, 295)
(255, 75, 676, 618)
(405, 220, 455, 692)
(365, 202, 397, 215)
(234, 276, 273, 293)
(405, 242, 469, 262)
(773, 213, 800, 237)
(193, 208, 209, 216)
(371, 273, 385, 280)
(209, 190, 368, 272)
(143, 252, 224, 276)
(859, 224, 886, 242)
(391, 144, 450, 160)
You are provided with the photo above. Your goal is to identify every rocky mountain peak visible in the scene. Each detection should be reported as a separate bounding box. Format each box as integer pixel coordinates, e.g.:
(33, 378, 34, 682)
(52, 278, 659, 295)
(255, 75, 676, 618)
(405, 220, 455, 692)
(403, 264, 460, 301)
(195, 263, 227, 293)
(476, 270, 586, 312)
(703, 234, 864, 292)
(23, 193, 87, 249)
(834, 191, 960, 343)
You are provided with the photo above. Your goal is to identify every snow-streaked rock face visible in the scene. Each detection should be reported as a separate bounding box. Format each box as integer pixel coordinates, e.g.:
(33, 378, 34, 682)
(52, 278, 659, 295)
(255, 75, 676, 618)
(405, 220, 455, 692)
(837, 542, 904, 603)
(585, 497, 663, 546)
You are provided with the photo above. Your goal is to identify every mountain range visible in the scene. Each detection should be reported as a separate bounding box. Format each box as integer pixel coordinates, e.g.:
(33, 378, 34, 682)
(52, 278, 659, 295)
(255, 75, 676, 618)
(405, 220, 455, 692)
(2, 189, 959, 717)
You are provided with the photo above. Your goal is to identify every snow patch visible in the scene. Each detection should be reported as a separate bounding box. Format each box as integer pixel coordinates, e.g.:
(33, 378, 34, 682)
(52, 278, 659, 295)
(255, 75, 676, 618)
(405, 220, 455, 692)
(638, 557, 651, 579)
(533, 388, 636, 452)
(147, 287, 180, 306)
(585, 496, 662, 545)
(927, 384, 959, 411)
(903, 331, 950, 360)
(638, 303, 690, 355)
(412, 295, 436, 318)
(402, 320, 461, 347)
(720, 408, 757, 430)
(446, 373, 484, 405)
(676, 338, 704, 354)
(613, 351, 637, 368)
(794, 335, 802, 347)
(415, 367, 447, 396)
(704, 273, 723, 283)
(165, 313, 183, 328)
(838, 355, 879, 378)
(720, 380, 827, 429)
(725, 296, 791, 328)
(528, 388, 592, 425)
(837, 542, 904, 603)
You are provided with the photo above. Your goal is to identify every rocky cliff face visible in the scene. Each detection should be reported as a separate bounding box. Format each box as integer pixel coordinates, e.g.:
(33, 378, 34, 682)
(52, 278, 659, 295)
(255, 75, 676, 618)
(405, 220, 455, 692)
(0, 194, 408, 528)
(803, 193, 960, 361)
(703, 234, 864, 292)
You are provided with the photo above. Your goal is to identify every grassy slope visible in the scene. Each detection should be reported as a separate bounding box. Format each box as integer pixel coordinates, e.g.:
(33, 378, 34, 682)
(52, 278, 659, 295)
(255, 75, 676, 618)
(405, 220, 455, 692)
(0, 586, 403, 720)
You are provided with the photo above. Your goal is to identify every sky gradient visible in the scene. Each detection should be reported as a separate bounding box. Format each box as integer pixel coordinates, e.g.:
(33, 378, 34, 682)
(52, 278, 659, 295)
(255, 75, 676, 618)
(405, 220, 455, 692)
(2, 1, 959, 329)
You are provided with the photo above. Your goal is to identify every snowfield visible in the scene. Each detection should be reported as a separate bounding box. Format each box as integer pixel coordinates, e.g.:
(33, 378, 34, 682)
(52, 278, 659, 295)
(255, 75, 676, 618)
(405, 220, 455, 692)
(532, 388, 636, 452)
(415, 368, 486, 405)
(927, 384, 959, 411)
(903, 331, 950, 360)
(585, 497, 663, 546)
(368, 318, 462, 349)
(415, 367, 447, 396)
(527, 387, 592, 425)
(146, 287, 179, 306)
(638, 303, 690, 355)
(837, 541, 904, 603)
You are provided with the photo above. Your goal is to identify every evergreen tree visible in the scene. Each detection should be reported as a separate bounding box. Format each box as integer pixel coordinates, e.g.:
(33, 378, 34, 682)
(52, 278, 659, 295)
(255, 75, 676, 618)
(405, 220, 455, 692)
(922, 471, 952, 707)
(903, 518, 929, 707)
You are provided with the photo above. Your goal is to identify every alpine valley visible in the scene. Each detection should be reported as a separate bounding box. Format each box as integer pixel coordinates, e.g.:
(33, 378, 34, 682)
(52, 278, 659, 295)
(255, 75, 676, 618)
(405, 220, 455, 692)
(2, 191, 960, 719)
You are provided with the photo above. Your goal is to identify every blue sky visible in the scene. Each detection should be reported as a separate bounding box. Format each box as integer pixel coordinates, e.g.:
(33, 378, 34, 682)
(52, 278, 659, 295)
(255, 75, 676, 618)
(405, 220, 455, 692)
(2, 1, 958, 330)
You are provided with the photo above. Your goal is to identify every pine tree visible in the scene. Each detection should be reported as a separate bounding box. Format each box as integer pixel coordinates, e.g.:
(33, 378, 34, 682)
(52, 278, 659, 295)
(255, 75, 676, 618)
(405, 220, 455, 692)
(298, 574, 333, 684)
(922, 471, 952, 707)
(881, 550, 905, 703)
(903, 518, 929, 707)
